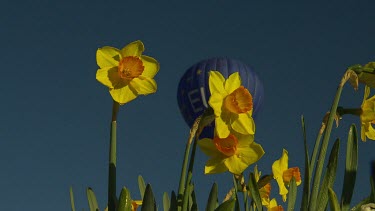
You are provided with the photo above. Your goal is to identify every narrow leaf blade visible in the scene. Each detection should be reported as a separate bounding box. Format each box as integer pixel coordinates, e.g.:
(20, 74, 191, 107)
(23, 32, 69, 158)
(86, 187, 99, 211)
(206, 183, 218, 211)
(163, 192, 170, 211)
(317, 139, 340, 211)
(138, 175, 146, 200)
(141, 184, 156, 211)
(341, 124, 358, 211)
(70, 186, 76, 211)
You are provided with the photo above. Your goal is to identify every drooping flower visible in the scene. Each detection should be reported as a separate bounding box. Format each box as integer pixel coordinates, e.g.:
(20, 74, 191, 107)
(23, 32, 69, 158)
(96, 40, 159, 104)
(208, 71, 255, 138)
(198, 131, 264, 175)
(267, 198, 284, 211)
(272, 149, 301, 202)
(360, 86, 375, 141)
(254, 165, 271, 206)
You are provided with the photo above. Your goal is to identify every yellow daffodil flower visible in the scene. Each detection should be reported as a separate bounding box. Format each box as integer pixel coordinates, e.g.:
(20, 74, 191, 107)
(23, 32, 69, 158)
(254, 165, 271, 206)
(267, 198, 284, 211)
(96, 40, 159, 104)
(272, 149, 301, 202)
(131, 200, 142, 211)
(360, 86, 375, 141)
(198, 132, 264, 175)
(208, 71, 255, 138)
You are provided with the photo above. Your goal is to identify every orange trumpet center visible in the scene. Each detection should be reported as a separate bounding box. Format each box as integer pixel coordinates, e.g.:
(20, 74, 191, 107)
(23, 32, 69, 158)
(118, 56, 144, 80)
(213, 134, 238, 157)
(224, 86, 253, 114)
(282, 167, 301, 184)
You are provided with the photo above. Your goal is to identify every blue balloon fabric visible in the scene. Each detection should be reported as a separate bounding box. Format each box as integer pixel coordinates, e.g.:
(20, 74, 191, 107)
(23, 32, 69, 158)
(177, 57, 264, 137)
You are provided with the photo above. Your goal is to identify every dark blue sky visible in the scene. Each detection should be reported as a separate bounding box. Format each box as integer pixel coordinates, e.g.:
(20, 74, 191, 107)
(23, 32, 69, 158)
(1, 1, 375, 210)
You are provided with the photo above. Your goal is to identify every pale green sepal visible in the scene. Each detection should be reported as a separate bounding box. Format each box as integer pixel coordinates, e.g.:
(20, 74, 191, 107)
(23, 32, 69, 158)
(86, 187, 99, 211)
(138, 175, 146, 200)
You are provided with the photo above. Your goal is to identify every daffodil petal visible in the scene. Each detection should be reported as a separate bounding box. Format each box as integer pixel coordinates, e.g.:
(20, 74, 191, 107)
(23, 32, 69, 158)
(209, 93, 224, 116)
(209, 71, 226, 94)
(269, 198, 278, 208)
(96, 47, 121, 68)
(109, 83, 137, 104)
(232, 114, 255, 135)
(205, 157, 228, 174)
(237, 134, 254, 147)
(272, 149, 289, 177)
(141, 55, 159, 78)
(121, 40, 144, 57)
(362, 85, 371, 105)
(361, 124, 367, 141)
(96, 67, 121, 89)
(215, 117, 230, 138)
(361, 112, 375, 122)
(365, 123, 375, 140)
(275, 177, 288, 202)
(224, 72, 241, 93)
(225, 142, 264, 174)
(130, 77, 157, 95)
(197, 138, 221, 157)
(224, 155, 249, 175)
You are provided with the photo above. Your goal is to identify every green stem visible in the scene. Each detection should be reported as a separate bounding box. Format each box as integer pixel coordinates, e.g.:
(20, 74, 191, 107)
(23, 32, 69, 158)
(177, 140, 192, 210)
(309, 126, 323, 183)
(108, 101, 119, 211)
(177, 116, 201, 211)
(309, 76, 346, 211)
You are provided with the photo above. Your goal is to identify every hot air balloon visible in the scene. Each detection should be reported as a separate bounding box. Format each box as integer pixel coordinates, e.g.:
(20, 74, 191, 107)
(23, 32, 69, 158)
(177, 57, 264, 138)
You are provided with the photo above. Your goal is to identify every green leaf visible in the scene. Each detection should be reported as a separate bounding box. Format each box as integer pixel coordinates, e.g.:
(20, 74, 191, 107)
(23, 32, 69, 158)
(70, 186, 76, 211)
(170, 191, 178, 211)
(317, 139, 340, 211)
(341, 124, 358, 211)
(287, 177, 297, 211)
(328, 188, 340, 211)
(191, 189, 198, 211)
(206, 183, 218, 211)
(248, 173, 262, 211)
(183, 183, 194, 211)
(300, 116, 310, 211)
(86, 187, 99, 211)
(141, 184, 156, 211)
(138, 175, 146, 200)
(215, 199, 235, 211)
(117, 187, 132, 211)
(163, 192, 170, 211)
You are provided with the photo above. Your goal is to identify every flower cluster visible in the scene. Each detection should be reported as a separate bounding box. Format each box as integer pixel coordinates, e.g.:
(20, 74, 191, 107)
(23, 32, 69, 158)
(198, 71, 264, 175)
(197, 71, 301, 209)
